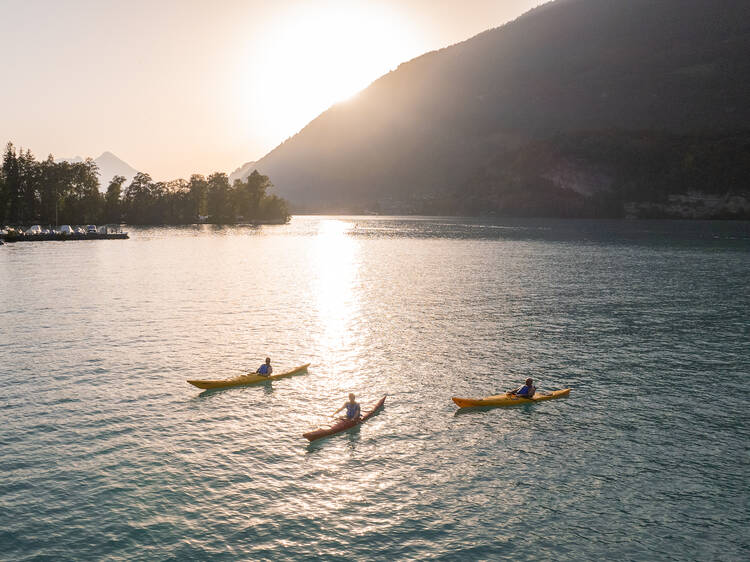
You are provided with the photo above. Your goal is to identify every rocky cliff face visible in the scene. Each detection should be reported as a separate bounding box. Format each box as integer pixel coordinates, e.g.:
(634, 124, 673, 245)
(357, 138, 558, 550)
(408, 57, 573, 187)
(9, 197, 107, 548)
(625, 193, 750, 220)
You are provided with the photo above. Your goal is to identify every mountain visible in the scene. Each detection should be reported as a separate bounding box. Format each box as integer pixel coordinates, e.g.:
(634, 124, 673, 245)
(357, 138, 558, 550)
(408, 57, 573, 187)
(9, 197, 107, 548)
(94, 151, 139, 189)
(59, 151, 138, 191)
(228, 161, 257, 185)
(253, 0, 750, 217)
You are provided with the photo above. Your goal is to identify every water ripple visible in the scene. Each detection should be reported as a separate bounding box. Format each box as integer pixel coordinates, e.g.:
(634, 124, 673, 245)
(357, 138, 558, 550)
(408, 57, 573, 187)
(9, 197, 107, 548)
(1, 217, 748, 560)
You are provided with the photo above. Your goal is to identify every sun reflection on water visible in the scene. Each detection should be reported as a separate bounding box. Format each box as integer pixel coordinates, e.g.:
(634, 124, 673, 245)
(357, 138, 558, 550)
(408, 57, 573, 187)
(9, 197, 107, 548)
(313, 220, 362, 386)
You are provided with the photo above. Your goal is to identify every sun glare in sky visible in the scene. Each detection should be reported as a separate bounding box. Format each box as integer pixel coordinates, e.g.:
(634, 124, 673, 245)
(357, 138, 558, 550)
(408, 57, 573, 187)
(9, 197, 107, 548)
(0, 0, 543, 180)
(239, 2, 423, 151)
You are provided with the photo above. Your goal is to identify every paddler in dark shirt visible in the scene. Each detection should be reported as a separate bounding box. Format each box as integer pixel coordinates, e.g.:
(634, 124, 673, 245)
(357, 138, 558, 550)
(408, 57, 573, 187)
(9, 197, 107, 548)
(333, 393, 361, 420)
(256, 357, 273, 377)
(509, 378, 536, 398)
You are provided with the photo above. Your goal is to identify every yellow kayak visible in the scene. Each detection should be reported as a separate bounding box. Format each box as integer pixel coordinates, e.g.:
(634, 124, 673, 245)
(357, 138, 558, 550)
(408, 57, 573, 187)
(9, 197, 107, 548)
(452, 388, 571, 408)
(187, 363, 310, 390)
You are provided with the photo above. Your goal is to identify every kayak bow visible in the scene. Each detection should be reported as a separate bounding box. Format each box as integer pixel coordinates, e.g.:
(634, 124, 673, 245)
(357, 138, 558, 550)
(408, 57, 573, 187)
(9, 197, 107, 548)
(303, 395, 387, 442)
(187, 363, 310, 390)
(452, 388, 571, 408)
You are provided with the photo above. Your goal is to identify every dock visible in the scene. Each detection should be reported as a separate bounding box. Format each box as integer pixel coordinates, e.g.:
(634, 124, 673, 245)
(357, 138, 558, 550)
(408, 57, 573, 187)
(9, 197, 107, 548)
(1, 225, 129, 243)
(2, 232, 129, 242)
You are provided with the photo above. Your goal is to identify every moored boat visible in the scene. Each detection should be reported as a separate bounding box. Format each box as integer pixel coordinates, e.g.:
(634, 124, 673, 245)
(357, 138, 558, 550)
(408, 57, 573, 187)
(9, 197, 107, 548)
(452, 388, 571, 408)
(303, 395, 387, 442)
(2, 224, 128, 242)
(187, 363, 310, 390)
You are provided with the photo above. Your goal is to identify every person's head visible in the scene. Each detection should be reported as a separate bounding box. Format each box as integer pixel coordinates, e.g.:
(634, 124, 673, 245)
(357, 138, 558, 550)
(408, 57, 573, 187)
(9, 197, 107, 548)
(265, 357, 271, 364)
(525, 378, 533, 386)
(349, 393, 355, 402)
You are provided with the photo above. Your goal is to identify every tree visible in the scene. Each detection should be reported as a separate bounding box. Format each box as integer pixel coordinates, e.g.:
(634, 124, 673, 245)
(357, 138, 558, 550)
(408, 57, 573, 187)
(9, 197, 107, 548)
(163, 179, 192, 224)
(0, 143, 17, 224)
(1, 138, 292, 225)
(188, 174, 208, 219)
(104, 175, 126, 223)
(17, 149, 40, 224)
(0, 169, 5, 224)
(206, 172, 233, 223)
(233, 170, 271, 220)
(150, 180, 167, 223)
(260, 194, 290, 221)
(3, 143, 21, 224)
(38, 155, 69, 225)
(123, 172, 155, 224)
(63, 158, 102, 224)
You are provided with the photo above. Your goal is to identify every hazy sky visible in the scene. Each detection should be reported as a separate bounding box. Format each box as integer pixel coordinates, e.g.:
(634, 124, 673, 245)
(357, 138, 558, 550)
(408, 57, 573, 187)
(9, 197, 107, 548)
(0, 0, 544, 180)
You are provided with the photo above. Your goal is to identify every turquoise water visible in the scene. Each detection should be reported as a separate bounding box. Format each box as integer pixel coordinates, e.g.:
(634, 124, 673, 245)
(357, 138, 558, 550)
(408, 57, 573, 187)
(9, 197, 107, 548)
(1, 217, 748, 561)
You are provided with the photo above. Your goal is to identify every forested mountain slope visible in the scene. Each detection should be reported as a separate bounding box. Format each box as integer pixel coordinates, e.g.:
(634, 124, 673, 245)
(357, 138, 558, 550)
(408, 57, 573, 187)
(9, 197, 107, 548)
(254, 0, 750, 217)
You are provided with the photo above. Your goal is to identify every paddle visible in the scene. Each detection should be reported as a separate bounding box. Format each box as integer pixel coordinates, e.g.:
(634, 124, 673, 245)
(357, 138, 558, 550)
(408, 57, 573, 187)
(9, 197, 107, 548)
(236, 366, 271, 377)
(505, 389, 550, 399)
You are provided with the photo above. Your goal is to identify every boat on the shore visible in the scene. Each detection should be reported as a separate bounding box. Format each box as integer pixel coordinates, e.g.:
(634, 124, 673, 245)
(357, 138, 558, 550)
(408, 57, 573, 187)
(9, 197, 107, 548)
(1, 224, 128, 242)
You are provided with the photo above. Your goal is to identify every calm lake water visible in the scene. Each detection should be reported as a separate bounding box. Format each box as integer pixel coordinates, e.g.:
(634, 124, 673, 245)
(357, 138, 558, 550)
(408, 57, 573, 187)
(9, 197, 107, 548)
(1, 216, 748, 561)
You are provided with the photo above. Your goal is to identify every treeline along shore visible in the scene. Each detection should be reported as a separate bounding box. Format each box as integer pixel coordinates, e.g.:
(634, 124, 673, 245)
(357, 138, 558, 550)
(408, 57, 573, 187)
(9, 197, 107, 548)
(0, 142, 290, 226)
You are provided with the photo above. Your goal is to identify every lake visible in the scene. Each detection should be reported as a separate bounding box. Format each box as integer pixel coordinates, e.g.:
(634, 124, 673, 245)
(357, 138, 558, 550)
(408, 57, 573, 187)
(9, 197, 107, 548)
(1, 216, 748, 560)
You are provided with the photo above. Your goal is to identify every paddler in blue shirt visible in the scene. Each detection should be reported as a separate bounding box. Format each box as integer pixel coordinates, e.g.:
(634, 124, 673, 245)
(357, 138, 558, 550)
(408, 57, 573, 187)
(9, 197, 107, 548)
(509, 378, 536, 398)
(333, 393, 361, 420)
(256, 357, 273, 377)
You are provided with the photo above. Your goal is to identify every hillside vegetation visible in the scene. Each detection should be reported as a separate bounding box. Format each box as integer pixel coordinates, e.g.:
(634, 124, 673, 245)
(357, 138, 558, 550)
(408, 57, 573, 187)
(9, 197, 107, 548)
(0, 143, 289, 226)
(254, 0, 750, 217)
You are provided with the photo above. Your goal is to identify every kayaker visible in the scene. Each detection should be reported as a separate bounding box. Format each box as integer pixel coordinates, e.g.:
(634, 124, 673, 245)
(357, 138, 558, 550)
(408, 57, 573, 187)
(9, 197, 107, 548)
(256, 357, 273, 377)
(509, 378, 536, 398)
(333, 393, 361, 420)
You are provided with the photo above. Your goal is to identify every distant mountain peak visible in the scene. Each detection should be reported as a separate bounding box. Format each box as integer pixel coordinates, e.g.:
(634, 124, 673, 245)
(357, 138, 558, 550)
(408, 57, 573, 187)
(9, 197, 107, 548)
(59, 151, 139, 190)
(60, 155, 84, 163)
(94, 152, 139, 188)
(228, 161, 258, 185)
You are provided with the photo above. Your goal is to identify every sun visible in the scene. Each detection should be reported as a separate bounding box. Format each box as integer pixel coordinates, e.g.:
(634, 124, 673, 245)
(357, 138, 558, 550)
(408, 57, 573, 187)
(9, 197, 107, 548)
(237, 1, 423, 150)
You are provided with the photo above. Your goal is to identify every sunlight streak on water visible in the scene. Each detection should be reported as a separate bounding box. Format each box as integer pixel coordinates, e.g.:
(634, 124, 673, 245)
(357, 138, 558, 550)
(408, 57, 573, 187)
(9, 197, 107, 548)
(0, 217, 748, 561)
(313, 219, 364, 389)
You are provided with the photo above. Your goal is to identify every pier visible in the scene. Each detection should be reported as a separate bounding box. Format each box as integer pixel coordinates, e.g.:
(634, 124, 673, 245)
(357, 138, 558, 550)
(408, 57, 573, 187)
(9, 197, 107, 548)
(1, 225, 128, 243)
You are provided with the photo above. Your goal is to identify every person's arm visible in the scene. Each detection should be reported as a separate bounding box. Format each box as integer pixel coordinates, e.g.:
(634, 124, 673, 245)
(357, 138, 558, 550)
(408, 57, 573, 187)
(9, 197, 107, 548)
(332, 403, 346, 417)
(527, 386, 536, 398)
(267, 366, 273, 375)
(507, 386, 520, 395)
